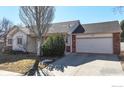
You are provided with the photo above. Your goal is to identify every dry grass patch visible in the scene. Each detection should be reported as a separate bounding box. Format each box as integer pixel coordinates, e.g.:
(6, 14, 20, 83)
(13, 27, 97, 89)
(0, 53, 36, 74)
(0, 59, 35, 74)
(0, 53, 58, 75)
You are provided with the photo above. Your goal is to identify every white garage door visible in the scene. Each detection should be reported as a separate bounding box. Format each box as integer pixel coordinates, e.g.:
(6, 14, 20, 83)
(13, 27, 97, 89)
(76, 37, 113, 54)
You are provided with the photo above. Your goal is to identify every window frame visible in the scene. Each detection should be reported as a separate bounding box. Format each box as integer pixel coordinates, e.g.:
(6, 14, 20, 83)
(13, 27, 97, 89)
(17, 37, 23, 45)
(8, 39, 12, 45)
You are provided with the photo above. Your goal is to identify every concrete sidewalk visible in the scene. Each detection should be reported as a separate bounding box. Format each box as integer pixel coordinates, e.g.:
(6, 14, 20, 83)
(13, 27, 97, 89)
(0, 70, 22, 76)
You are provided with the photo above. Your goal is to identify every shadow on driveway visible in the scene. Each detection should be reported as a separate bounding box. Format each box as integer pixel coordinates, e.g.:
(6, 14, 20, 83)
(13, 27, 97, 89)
(46, 53, 119, 72)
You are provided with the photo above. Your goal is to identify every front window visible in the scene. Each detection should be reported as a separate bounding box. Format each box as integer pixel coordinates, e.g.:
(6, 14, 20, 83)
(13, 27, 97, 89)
(8, 39, 12, 44)
(17, 37, 22, 45)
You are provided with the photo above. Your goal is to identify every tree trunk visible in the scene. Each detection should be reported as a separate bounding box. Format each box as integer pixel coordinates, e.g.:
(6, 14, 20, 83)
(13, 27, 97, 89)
(28, 39, 41, 76)
(36, 39, 41, 69)
(37, 39, 41, 56)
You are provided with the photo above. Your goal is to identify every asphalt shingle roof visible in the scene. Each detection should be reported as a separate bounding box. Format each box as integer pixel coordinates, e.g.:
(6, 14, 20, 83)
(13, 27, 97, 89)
(48, 20, 121, 34)
(48, 20, 80, 34)
(82, 21, 121, 34)
(7, 20, 121, 37)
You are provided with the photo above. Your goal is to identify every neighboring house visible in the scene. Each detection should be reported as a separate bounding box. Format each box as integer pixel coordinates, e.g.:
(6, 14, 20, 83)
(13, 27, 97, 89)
(6, 26, 36, 53)
(0, 31, 6, 51)
(5, 20, 121, 54)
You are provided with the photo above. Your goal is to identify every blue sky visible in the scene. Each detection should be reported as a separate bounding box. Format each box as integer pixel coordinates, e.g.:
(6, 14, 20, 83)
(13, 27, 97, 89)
(0, 6, 124, 25)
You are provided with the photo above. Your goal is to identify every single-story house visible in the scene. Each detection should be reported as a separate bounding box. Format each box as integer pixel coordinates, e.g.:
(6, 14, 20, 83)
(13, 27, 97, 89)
(5, 20, 121, 54)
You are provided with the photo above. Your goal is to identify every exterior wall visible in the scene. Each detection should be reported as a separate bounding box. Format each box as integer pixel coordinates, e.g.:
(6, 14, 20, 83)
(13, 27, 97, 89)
(6, 29, 37, 53)
(72, 35, 76, 52)
(0, 38, 4, 43)
(113, 33, 120, 55)
(6, 28, 18, 47)
(12, 31, 27, 52)
(0, 37, 4, 51)
(6, 34, 13, 47)
(0, 42, 4, 52)
(65, 35, 71, 53)
(27, 36, 37, 53)
(66, 35, 71, 46)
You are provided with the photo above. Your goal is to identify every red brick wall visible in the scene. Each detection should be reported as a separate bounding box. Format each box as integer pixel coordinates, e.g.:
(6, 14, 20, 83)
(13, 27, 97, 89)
(72, 35, 76, 52)
(113, 33, 120, 55)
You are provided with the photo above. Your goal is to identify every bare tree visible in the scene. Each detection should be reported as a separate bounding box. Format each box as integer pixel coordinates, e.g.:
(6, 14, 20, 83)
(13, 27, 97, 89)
(0, 18, 13, 32)
(0, 18, 13, 47)
(113, 6, 124, 15)
(19, 6, 55, 73)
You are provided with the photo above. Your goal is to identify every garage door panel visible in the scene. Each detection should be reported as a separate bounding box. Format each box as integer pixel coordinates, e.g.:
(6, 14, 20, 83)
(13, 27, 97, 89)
(76, 38, 113, 54)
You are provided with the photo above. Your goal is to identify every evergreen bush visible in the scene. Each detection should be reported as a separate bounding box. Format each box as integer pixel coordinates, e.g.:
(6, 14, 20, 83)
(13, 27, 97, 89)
(42, 34, 65, 57)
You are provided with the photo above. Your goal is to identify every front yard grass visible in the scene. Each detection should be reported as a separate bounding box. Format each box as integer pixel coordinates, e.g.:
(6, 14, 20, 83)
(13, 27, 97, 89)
(0, 53, 37, 74)
(0, 53, 56, 75)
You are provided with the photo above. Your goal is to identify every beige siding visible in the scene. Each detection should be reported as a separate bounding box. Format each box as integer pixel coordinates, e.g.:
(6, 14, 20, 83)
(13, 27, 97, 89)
(27, 36, 37, 53)
(12, 31, 27, 51)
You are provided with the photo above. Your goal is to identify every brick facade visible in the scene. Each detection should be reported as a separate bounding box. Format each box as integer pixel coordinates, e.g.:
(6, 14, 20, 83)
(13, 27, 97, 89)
(72, 35, 76, 52)
(113, 33, 120, 55)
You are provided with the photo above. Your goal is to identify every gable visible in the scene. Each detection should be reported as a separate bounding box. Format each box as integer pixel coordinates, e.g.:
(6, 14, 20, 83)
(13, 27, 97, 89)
(6, 28, 18, 38)
(72, 25, 85, 33)
(7, 27, 28, 39)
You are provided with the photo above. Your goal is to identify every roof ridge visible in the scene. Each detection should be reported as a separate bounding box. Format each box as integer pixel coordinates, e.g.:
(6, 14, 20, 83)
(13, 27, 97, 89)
(82, 20, 119, 25)
(52, 20, 80, 24)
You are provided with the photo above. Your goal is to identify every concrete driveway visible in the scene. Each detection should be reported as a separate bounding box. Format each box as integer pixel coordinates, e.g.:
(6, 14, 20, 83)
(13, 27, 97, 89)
(43, 53, 124, 76)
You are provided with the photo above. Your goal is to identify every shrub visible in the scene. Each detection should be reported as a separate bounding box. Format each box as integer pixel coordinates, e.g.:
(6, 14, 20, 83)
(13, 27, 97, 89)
(42, 34, 65, 57)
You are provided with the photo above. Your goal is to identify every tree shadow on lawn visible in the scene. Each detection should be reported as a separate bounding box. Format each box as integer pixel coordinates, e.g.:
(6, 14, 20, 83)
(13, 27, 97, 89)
(0, 53, 37, 64)
(46, 53, 120, 72)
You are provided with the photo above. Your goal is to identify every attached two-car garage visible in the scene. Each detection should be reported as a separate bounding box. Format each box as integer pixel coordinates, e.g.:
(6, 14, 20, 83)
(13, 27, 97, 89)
(69, 21, 121, 55)
(71, 32, 120, 55)
(76, 34, 113, 54)
(70, 21, 121, 55)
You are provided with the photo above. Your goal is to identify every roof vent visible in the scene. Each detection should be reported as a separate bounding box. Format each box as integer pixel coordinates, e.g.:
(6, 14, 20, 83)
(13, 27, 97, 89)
(68, 24, 73, 28)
